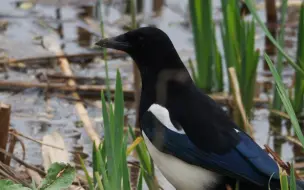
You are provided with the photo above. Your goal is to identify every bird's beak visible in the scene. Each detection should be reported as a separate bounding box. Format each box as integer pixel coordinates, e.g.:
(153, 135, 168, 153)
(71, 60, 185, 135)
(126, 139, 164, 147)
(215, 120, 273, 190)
(95, 34, 131, 51)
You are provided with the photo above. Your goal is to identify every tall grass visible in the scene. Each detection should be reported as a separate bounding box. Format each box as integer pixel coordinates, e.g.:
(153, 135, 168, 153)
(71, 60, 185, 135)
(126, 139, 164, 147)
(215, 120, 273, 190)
(189, 0, 222, 92)
(220, 0, 259, 124)
(272, 0, 288, 113)
(265, 54, 303, 190)
(79, 70, 157, 190)
(265, 53, 304, 146)
(293, 3, 304, 115)
(246, 0, 304, 187)
(244, 0, 304, 77)
(269, 0, 288, 157)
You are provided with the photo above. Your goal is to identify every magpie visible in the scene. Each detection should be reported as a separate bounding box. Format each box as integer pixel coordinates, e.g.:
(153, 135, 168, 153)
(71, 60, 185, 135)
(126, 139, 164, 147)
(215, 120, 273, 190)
(96, 27, 304, 190)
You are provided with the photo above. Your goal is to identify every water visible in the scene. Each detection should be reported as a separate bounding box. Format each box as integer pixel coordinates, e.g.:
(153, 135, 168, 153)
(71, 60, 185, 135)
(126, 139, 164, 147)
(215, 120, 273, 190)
(0, 0, 302, 188)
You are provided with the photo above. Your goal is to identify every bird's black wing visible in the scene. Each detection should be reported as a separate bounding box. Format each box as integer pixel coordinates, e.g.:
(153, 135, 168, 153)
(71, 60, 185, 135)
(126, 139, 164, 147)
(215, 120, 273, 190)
(143, 83, 281, 186)
(142, 110, 280, 186)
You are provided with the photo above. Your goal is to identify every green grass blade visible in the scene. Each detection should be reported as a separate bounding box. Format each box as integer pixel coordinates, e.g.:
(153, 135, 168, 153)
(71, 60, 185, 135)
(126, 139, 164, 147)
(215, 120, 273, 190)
(92, 142, 98, 186)
(122, 133, 131, 190)
(244, 0, 304, 77)
(100, 141, 106, 163)
(95, 143, 111, 189)
(130, 0, 137, 29)
(128, 126, 151, 173)
(188, 59, 198, 84)
(128, 126, 158, 189)
(189, 0, 203, 88)
(220, 0, 241, 81)
(78, 155, 94, 190)
(272, 0, 288, 111)
(99, 0, 111, 100)
(94, 172, 104, 190)
(100, 92, 115, 182)
(290, 163, 296, 190)
(137, 168, 143, 190)
(242, 20, 259, 117)
(265, 53, 304, 147)
(214, 50, 223, 92)
(294, 3, 304, 114)
(114, 70, 124, 157)
(110, 70, 125, 188)
(279, 170, 289, 190)
(212, 21, 223, 92)
(189, 0, 218, 92)
(221, 0, 259, 124)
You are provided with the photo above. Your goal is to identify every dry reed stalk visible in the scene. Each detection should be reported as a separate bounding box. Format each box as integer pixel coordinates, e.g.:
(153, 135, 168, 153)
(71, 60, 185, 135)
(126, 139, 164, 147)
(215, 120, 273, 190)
(0, 80, 134, 98)
(6, 52, 126, 64)
(228, 67, 254, 138)
(55, 52, 101, 145)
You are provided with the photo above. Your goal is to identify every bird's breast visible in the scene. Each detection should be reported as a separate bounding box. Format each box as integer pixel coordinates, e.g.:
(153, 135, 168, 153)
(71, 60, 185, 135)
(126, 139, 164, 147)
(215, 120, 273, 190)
(142, 132, 220, 190)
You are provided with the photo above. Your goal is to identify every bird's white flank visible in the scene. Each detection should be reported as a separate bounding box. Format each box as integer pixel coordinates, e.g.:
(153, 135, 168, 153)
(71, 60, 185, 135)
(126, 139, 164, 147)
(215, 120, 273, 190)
(148, 104, 185, 134)
(142, 132, 219, 189)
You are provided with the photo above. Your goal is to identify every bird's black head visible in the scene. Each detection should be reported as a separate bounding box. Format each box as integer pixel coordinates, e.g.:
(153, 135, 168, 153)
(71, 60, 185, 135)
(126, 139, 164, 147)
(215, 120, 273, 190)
(95, 27, 186, 76)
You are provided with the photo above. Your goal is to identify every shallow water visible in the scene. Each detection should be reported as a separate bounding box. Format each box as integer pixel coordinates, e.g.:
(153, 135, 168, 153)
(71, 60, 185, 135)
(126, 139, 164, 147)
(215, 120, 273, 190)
(0, 0, 302, 189)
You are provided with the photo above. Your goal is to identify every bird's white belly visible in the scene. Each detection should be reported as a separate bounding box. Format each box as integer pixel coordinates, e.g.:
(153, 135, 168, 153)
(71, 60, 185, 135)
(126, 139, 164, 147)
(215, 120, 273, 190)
(142, 132, 219, 190)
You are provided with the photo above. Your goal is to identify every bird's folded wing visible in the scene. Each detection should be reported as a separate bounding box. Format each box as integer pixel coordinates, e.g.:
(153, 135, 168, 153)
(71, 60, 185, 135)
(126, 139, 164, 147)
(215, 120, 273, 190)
(142, 111, 280, 186)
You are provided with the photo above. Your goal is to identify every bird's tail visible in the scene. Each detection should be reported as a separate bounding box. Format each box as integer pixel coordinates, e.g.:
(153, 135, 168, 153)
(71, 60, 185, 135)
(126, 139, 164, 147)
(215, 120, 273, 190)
(296, 179, 304, 190)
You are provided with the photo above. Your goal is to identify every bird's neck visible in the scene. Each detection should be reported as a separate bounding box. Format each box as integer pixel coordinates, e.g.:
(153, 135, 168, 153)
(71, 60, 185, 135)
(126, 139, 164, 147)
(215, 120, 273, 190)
(138, 67, 192, 122)
(138, 74, 157, 120)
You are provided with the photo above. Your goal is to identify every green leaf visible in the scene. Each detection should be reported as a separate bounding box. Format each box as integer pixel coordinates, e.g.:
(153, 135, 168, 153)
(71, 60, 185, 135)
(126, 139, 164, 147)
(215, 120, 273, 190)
(0, 180, 31, 190)
(265, 53, 304, 147)
(39, 163, 75, 190)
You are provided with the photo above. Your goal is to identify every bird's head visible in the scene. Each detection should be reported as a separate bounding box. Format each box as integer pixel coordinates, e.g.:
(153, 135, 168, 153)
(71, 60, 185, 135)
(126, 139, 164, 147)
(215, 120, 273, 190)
(95, 27, 185, 76)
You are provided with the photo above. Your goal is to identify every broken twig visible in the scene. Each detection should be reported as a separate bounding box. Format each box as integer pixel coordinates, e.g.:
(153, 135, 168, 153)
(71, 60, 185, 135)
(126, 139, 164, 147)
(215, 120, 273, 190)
(6, 52, 126, 65)
(264, 145, 302, 179)
(0, 147, 45, 176)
